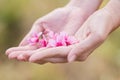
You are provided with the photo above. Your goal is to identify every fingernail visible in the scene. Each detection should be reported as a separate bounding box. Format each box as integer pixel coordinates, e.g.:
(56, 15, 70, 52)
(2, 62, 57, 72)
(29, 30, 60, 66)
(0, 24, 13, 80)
(68, 55, 76, 63)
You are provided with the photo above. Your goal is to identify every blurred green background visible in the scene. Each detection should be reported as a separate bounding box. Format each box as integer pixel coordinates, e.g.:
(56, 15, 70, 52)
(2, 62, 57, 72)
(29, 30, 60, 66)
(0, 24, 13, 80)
(0, 0, 120, 80)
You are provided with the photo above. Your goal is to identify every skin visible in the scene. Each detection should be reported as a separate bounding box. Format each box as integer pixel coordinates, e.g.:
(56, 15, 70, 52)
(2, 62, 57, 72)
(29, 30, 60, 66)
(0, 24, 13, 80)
(6, 0, 120, 64)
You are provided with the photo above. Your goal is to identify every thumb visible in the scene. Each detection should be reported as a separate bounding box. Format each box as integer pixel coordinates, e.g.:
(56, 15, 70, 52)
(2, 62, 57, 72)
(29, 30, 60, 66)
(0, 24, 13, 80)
(68, 33, 105, 62)
(19, 22, 46, 46)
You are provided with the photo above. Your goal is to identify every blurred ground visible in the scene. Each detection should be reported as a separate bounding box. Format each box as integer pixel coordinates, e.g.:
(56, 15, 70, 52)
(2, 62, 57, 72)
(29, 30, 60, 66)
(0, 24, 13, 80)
(0, 0, 120, 80)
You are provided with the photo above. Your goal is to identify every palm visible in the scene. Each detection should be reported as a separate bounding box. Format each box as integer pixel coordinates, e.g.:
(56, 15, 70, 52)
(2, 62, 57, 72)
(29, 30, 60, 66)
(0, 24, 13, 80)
(6, 6, 89, 63)
(23, 6, 87, 45)
(67, 10, 112, 62)
(28, 10, 111, 63)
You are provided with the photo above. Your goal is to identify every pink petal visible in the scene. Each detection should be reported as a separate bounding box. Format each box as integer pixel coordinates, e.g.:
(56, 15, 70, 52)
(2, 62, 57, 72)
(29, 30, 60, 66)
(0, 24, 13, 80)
(32, 33, 39, 37)
(55, 34, 67, 46)
(59, 31, 68, 40)
(47, 39, 56, 47)
(39, 39, 47, 47)
(56, 42, 63, 46)
(67, 36, 78, 45)
(47, 31, 55, 38)
(29, 37, 39, 43)
(28, 30, 79, 48)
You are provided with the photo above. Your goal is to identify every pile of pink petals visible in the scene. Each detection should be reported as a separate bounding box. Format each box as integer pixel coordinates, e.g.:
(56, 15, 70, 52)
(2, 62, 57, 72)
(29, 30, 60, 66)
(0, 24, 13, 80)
(28, 30, 79, 48)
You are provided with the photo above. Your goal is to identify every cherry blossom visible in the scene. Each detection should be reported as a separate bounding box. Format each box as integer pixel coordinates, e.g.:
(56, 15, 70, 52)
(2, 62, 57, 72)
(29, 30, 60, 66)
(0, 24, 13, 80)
(28, 30, 79, 48)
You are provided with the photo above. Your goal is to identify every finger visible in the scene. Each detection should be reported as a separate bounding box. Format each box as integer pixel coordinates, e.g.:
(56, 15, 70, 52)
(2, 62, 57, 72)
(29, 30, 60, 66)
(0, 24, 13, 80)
(76, 49, 94, 61)
(68, 33, 104, 62)
(17, 47, 68, 63)
(64, 9, 89, 35)
(8, 50, 32, 60)
(45, 58, 67, 63)
(33, 58, 67, 64)
(6, 46, 37, 56)
(19, 22, 45, 46)
(29, 46, 73, 63)
(7, 46, 41, 60)
(17, 47, 47, 61)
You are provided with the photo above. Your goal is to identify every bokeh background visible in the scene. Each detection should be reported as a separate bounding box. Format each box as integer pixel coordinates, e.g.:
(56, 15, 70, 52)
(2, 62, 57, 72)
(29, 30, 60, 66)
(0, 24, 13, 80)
(0, 0, 120, 80)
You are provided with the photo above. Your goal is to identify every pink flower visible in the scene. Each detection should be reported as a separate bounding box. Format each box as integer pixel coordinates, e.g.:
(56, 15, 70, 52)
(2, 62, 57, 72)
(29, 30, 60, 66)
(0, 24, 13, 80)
(55, 33, 66, 46)
(28, 30, 79, 48)
(66, 36, 78, 45)
(47, 39, 56, 47)
(29, 37, 39, 43)
(59, 31, 68, 40)
(47, 31, 55, 38)
(32, 32, 42, 39)
(28, 32, 42, 45)
(39, 39, 47, 47)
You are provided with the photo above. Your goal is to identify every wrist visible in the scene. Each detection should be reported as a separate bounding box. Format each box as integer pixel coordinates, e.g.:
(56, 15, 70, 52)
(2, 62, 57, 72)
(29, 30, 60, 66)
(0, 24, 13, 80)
(66, 0, 103, 14)
(104, 0, 120, 29)
(66, 0, 82, 8)
(67, 0, 103, 7)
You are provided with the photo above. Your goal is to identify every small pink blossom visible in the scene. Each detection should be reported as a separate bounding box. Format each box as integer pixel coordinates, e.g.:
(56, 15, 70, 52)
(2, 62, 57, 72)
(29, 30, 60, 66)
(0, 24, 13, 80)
(56, 33, 66, 46)
(66, 36, 78, 45)
(28, 32, 42, 46)
(47, 31, 55, 38)
(28, 30, 79, 48)
(47, 39, 56, 47)
(39, 39, 47, 47)
(29, 37, 39, 43)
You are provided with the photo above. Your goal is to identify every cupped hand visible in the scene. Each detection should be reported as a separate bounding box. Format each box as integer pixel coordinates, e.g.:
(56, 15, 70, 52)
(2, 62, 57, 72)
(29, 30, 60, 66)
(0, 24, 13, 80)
(6, 6, 89, 63)
(6, 0, 103, 64)
(67, 0, 120, 62)
(28, 8, 110, 63)
(27, 7, 118, 64)
(68, 7, 119, 62)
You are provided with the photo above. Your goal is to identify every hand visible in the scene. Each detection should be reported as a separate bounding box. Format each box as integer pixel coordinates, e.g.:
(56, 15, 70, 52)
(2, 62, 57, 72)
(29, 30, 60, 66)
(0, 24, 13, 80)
(68, 0, 120, 62)
(68, 9, 111, 62)
(27, 8, 111, 63)
(27, 1, 120, 64)
(6, 6, 90, 63)
(6, 0, 103, 64)
(28, 7, 119, 64)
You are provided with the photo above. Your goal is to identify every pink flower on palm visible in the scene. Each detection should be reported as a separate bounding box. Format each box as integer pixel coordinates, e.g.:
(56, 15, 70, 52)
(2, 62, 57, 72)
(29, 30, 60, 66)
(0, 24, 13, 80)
(28, 30, 79, 48)
(28, 32, 42, 45)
